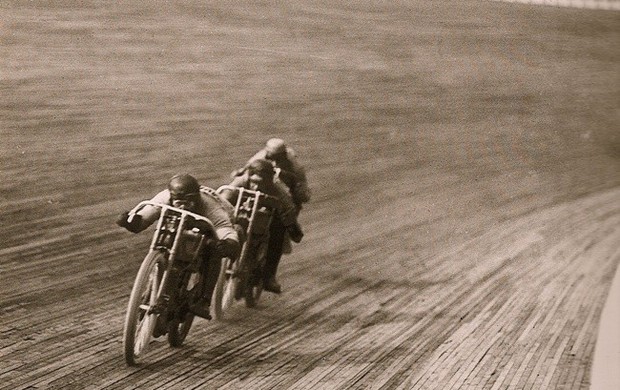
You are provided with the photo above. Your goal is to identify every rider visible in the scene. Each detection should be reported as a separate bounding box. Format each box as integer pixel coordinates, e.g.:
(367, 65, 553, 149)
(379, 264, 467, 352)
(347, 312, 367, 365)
(116, 174, 240, 320)
(221, 159, 303, 294)
(232, 138, 311, 208)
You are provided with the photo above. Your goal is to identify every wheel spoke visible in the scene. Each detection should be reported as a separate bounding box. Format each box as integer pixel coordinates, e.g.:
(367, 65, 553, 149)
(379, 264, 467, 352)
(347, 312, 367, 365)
(187, 272, 199, 291)
(124, 251, 170, 365)
(134, 314, 153, 355)
(133, 261, 160, 356)
(222, 278, 236, 310)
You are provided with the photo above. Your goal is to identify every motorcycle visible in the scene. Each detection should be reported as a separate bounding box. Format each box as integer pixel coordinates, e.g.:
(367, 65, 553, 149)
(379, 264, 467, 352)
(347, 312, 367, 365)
(122, 200, 217, 366)
(211, 186, 280, 319)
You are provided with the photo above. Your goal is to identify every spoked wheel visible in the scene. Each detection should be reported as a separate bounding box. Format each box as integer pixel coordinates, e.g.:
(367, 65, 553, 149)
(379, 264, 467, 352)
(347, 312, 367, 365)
(212, 257, 238, 320)
(167, 311, 195, 347)
(244, 275, 263, 308)
(123, 250, 165, 366)
(168, 272, 198, 347)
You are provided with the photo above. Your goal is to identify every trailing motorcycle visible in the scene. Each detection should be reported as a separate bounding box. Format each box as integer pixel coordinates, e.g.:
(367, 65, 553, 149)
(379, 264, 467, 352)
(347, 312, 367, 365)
(122, 201, 217, 366)
(211, 186, 280, 319)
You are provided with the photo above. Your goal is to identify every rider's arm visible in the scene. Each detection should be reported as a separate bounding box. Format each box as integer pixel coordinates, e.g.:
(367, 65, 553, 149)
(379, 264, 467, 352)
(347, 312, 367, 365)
(285, 148, 311, 203)
(231, 150, 269, 177)
(246, 149, 268, 167)
(118, 190, 168, 233)
(272, 180, 298, 227)
(135, 190, 169, 229)
(202, 196, 239, 243)
(202, 196, 240, 259)
(220, 176, 245, 204)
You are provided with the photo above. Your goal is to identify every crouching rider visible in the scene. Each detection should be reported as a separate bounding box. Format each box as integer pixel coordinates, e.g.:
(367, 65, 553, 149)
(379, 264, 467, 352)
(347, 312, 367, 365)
(116, 173, 240, 320)
(232, 138, 311, 209)
(222, 159, 303, 294)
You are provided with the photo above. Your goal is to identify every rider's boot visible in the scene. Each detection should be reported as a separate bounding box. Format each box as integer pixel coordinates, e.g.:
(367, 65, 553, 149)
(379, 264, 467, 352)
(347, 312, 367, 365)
(152, 295, 170, 338)
(189, 297, 212, 320)
(264, 220, 285, 294)
(263, 245, 282, 292)
(263, 275, 282, 294)
(189, 274, 212, 320)
(287, 221, 304, 243)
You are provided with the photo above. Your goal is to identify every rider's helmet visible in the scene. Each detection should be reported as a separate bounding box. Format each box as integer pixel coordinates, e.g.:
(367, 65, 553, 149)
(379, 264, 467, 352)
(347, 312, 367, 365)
(264, 138, 287, 160)
(247, 159, 275, 189)
(168, 174, 201, 210)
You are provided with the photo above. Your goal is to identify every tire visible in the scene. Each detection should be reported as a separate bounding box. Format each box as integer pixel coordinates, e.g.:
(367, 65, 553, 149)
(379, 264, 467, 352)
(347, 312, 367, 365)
(244, 241, 267, 308)
(212, 257, 237, 320)
(167, 311, 195, 347)
(167, 272, 197, 347)
(123, 250, 165, 366)
(244, 277, 263, 308)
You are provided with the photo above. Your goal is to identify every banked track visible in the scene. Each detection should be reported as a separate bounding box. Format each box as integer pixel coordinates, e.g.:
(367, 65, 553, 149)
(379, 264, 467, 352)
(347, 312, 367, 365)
(1, 1, 618, 388)
(491, 0, 620, 11)
(1, 184, 618, 389)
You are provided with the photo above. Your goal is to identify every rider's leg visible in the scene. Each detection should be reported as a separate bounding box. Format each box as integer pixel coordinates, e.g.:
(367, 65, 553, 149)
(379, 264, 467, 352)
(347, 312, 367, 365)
(202, 255, 221, 304)
(190, 253, 221, 319)
(274, 182, 304, 244)
(263, 217, 286, 294)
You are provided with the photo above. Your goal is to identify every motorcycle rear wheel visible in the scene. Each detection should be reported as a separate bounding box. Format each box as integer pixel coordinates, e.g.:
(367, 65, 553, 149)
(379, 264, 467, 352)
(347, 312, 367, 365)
(123, 250, 165, 366)
(244, 277, 263, 308)
(212, 257, 238, 320)
(167, 272, 197, 347)
(167, 311, 194, 347)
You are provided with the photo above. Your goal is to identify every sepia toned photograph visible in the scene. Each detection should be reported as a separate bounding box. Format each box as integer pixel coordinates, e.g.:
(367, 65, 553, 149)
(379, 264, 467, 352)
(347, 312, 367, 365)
(1, 0, 618, 389)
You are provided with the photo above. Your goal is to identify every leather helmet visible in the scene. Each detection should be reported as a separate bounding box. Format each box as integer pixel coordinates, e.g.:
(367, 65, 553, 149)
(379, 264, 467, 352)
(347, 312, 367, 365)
(265, 138, 286, 158)
(168, 174, 200, 202)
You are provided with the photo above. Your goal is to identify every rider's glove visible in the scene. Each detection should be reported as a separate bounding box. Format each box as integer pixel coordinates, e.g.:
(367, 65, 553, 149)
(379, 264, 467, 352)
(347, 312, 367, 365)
(191, 219, 213, 234)
(292, 183, 310, 204)
(216, 238, 241, 260)
(233, 224, 247, 245)
(287, 222, 304, 243)
(116, 211, 143, 234)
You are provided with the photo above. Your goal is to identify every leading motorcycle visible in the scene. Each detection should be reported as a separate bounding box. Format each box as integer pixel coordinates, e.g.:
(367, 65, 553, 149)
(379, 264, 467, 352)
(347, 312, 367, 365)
(122, 201, 217, 366)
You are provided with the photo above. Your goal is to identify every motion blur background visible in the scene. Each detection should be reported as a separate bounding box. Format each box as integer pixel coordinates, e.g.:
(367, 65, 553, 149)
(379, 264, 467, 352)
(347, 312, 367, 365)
(2, 1, 618, 235)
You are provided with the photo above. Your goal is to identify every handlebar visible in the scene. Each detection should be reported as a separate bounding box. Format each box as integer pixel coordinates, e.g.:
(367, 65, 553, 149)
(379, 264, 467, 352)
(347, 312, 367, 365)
(215, 185, 237, 194)
(216, 185, 280, 223)
(128, 201, 216, 234)
(216, 186, 278, 203)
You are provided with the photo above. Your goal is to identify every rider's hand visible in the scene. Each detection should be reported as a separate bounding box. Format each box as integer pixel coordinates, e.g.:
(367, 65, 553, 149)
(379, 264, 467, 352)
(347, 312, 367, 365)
(191, 219, 212, 234)
(216, 238, 241, 260)
(287, 222, 304, 243)
(116, 211, 131, 228)
(116, 211, 143, 233)
(233, 224, 247, 245)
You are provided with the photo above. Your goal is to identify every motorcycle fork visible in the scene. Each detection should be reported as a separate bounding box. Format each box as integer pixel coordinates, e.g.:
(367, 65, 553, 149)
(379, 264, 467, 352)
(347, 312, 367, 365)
(150, 213, 189, 315)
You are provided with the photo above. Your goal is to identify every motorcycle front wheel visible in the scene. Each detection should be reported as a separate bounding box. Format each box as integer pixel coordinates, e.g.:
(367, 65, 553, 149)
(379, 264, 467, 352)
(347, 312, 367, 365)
(123, 250, 165, 366)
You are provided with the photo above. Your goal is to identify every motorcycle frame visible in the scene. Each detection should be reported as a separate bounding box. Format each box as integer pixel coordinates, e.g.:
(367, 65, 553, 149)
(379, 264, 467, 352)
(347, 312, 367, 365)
(128, 201, 216, 307)
(218, 187, 278, 271)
